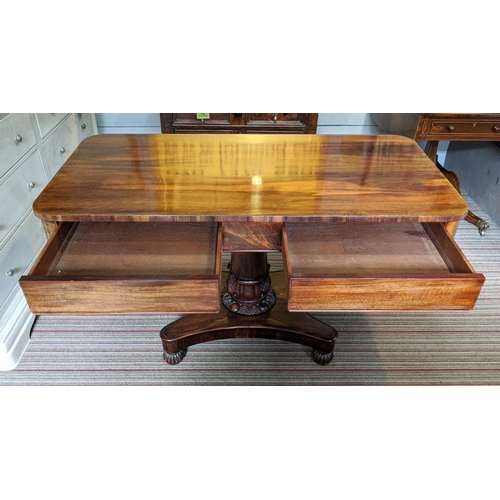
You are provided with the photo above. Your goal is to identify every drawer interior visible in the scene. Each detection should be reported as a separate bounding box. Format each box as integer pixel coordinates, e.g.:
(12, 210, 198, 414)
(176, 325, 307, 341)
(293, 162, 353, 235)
(43, 222, 220, 276)
(20, 221, 223, 315)
(285, 222, 452, 275)
(283, 222, 485, 311)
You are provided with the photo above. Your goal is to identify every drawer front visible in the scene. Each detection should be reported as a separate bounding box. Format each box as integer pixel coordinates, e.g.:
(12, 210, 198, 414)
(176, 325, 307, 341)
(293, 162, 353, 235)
(172, 113, 232, 127)
(247, 113, 305, 128)
(174, 129, 234, 134)
(283, 222, 485, 311)
(0, 151, 47, 246)
(40, 115, 80, 179)
(418, 117, 500, 140)
(21, 277, 221, 315)
(74, 113, 94, 142)
(34, 113, 68, 138)
(0, 211, 47, 308)
(20, 221, 223, 315)
(0, 114, 37, 178)
(287, 276, 484, 311)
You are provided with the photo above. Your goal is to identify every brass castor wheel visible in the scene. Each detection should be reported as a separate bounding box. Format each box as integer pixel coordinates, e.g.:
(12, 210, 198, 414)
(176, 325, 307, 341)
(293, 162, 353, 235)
(477, 219, 490, 236)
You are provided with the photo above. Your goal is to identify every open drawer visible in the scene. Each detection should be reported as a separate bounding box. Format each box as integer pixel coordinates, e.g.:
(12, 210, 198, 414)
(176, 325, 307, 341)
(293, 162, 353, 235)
(20, 221, 222, 314)
(282, 222, 485, 311)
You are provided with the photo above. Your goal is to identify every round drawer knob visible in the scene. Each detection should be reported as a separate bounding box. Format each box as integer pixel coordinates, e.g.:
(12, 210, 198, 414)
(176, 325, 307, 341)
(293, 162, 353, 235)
(15, 135, 23, 143)
(447, 125, 455, 132)
(7, 269, 14, 277)
(81, 123, 86, 129)
(27, 181, 35, 189)
(60, 147, 66, 154)
(493, 125, 499, 132)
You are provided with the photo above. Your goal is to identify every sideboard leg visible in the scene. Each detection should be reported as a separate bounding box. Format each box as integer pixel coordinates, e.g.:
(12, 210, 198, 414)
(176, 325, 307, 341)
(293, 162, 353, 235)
(425, 141, 489, 236)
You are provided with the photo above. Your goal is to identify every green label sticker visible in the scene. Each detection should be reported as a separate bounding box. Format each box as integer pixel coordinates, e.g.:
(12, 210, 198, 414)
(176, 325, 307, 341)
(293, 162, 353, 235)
(196, 113, 210, 120)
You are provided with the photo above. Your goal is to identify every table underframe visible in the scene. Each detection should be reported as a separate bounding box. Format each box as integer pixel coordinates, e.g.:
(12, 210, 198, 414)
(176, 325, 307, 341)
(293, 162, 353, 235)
(160, 252, 338, 365)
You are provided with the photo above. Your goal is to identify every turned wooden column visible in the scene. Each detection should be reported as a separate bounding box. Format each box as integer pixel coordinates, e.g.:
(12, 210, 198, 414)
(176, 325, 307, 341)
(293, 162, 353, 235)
(221, 252, 276, 315)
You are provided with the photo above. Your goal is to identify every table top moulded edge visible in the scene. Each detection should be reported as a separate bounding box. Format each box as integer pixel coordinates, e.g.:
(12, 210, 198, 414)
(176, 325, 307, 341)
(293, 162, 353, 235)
(32, 133, 469, 224)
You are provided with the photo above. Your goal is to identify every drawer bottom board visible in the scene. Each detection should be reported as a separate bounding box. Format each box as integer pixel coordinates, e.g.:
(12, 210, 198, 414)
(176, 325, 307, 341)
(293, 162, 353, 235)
(20, 222, 222, 314)
(283, 222, 485, 311)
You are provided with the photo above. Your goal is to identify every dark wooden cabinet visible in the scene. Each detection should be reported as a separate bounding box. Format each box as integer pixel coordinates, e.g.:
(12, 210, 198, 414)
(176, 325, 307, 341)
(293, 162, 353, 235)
(372, 113, 497, 236)
(372, 113, 500, 141)
(160, 113, 318, 134)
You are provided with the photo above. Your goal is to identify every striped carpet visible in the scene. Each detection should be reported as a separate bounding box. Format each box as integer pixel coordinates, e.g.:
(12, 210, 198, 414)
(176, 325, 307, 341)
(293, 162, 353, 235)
(1, 194, 499, 385)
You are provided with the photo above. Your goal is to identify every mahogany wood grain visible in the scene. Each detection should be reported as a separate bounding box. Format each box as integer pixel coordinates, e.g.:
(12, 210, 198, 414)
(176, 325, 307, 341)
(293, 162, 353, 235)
(49, 222, 219, 276)
(222, 222, 282, 252)
(20, 221, 223, 314)
(20, 277, 221, 315)
(372, 113, 495, 235)
(286, 276, 484, 311)
(32, 134, 468, 224)
(282, 222, 484, 311)
(21, 133, 484, 365)
(423, 223, 479, 274)
(160, 297, 338, 365)
(27, 222, 77, 276)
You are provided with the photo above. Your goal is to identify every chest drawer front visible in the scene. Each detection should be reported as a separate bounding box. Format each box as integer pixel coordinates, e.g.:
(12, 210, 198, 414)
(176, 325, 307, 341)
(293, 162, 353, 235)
(34, 113, 68, 138)
(420, 118, 500, 140)
(172, 113, 231, 126)
(74, 113, 94, 142)
(20, 222, 223, 315)
(282, 222, 485, 311)
(0, 211, 47, 308)
(246, 113, 305, 129)
(40, 115, 80, 179)
(0, 151, 47, 246)
(0, 114, 37, 178)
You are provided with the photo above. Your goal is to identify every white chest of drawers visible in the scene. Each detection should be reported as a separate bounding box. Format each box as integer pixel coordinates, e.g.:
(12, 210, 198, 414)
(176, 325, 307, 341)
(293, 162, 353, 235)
(0, 113, 97, 370)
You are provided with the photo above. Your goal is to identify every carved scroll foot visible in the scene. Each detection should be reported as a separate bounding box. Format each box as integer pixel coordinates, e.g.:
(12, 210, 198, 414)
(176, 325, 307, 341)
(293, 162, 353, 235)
(312, 349, 334, 366)
(163, 348, 187, 365)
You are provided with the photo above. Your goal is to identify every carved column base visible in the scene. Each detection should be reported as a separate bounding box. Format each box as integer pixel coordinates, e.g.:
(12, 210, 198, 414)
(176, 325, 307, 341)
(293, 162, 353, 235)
(222, 253, 276, 316)
(221, 286, 276, 315)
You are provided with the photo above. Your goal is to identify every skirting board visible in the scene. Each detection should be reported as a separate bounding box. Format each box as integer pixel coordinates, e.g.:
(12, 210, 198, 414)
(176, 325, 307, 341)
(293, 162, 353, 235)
(0, 287, 34, 371)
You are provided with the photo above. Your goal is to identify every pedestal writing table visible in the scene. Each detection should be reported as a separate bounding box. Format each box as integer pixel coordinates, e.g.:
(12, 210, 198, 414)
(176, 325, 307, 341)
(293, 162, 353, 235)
(20, 134, 485, 365)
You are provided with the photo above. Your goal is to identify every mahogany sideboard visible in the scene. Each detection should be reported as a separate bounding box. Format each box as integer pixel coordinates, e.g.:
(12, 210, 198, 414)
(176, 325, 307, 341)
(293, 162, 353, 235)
(372, 113, 500, 235)
(19, 134, 485, 366)
(160, 113, 318, 134)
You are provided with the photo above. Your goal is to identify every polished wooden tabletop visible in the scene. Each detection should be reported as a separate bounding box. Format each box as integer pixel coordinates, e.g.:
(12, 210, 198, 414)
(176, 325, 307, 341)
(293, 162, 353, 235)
(33, 134, 469, 223)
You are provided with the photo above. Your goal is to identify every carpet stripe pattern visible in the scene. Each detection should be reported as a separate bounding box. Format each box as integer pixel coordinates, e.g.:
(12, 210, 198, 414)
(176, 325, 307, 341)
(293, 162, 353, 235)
(1, 194, 499, 385)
